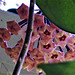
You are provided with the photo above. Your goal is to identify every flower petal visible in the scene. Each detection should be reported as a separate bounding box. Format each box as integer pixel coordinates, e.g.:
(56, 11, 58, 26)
(16, 3, 29, 19)
(7, 20, 21, 35)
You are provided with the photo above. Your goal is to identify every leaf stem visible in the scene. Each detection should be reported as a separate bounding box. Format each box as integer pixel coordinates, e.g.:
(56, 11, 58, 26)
(65, 45, 70, 51)
(12, 0, 35, 75)
(58, 46, 63, 52)
(18, 19, 28, 27)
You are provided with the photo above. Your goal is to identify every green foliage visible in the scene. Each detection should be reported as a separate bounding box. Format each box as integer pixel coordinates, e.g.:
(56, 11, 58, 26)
(36, 0, 75, 33)
(38, 61, 75, 75)
(36, 0, 75, 74)
(0, 73, 6, 75)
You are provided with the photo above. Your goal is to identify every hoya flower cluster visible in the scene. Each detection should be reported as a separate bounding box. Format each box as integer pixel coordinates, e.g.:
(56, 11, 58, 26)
(0, 3, 75, 74)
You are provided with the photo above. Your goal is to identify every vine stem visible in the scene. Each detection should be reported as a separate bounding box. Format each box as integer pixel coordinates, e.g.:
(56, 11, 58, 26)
(12, 0, 35, 75)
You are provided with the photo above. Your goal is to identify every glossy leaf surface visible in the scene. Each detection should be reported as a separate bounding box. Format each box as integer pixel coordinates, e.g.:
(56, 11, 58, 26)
(36, 0, 75, 33)
(38, 61, 75, 75)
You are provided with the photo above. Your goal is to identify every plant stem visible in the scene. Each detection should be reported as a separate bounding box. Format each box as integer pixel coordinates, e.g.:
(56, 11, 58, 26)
(18, 19, 28, 27)
(65, 45, 70, 51)
(39, 72, 43, 75)
(58, 46, 63, 52)
(12, 0, 35, 75)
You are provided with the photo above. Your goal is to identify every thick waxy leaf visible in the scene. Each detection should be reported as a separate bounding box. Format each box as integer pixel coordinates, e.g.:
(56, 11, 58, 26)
(36, 0, 75, 34)
(38, 61, 75, 75)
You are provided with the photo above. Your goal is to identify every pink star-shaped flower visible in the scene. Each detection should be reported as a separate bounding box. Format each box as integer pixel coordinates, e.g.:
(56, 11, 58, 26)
(0, 28, 11, 41)
(18, 25, 27, 35)
(38, 24, 56, 40)
(27, 61, 43, 73)
(33, 14, 44, 29)
(0, 37, 8, 48)
(12, 46, 21, 60)
(23, 55, 35, 69)
(28, 48, 44, 62)
(7, 20, 21, 35)
(65, 49, 75, 61)
(28, 48, 44, 72)
(5, 47, 13, 58)
(16, 3, 29, 19)
(30, 28, 40, 43)
(54, 31, 71, 48)
(67, 36, 75, 50)
(5, 45, 21, 60)
(50, 23, 61, 31)
(39, 40, 56, 55)
(48, 50, 65, 63)
(27, 62, 36, 72)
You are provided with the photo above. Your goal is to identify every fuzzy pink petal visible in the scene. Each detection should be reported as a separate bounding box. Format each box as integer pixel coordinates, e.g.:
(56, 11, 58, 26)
(31, 29, 40, 42)
(16, 3, 29, 19)
(54, 31, 70, 48)
(33, 14, 44, 29)
(0, 28, 11, 41)
(38, 24, 56, 39)
(50, 23, 61, 31)
(7, 20, 21, 35)
(67, 36, 75, 50)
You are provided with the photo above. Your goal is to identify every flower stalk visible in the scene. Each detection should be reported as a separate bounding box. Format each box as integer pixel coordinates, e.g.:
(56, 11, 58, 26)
(12, 0, 35, 75)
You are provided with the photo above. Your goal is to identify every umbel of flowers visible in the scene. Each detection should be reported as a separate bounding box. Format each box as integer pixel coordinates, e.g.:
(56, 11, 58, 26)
(0, 3, 75, 74)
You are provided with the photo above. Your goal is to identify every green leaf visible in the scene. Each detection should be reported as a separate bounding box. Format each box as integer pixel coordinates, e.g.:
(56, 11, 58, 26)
(0, 73, 6, 75)
(36, 0, 75, 34)
(38, 61, 75, 75)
